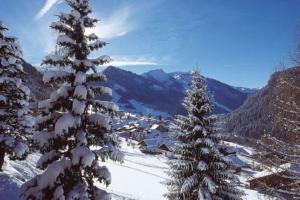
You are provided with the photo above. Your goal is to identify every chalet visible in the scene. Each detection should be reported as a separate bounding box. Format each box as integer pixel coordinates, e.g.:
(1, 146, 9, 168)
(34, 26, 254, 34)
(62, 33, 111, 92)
(249, 163, 300, 199)
(138, 139, 160, 154)
(138, 138, 172, 155)
(226, 146, 251, 156)
(252, 150, 287, 166)
(157, 124, 169, 132)
(158, 144, 171, 152)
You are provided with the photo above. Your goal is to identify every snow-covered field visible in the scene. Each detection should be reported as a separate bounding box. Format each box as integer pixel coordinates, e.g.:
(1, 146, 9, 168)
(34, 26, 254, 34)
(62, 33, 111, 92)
(0, 138, 272, 200)
(97, 140, 169, 200)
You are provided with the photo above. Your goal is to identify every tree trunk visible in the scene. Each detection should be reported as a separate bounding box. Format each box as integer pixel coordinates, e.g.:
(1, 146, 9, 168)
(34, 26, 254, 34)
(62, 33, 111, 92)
(0, 146, 5, 171)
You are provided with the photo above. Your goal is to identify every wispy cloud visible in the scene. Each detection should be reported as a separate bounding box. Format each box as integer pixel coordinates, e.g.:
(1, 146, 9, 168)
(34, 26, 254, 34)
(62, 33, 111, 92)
(87, 6, 133, 39)
(37, 1, 134, 39)
(108, 60, 157, 66)
(105, 56, 158, 67)
(35, 0, 60, 19)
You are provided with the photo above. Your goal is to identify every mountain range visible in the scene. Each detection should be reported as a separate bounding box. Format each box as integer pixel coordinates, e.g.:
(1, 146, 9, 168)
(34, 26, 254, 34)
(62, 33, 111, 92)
(103, 67, 255, 117)
(21, 62, 255, 117)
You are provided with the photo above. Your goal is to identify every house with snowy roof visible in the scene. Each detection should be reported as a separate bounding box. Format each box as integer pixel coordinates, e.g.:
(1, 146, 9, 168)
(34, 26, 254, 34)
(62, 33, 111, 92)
(138, 138, 172, 155)
(249, 163, 300, 198)
(226, 146, 251, 156)
(138, 139, 160, 154)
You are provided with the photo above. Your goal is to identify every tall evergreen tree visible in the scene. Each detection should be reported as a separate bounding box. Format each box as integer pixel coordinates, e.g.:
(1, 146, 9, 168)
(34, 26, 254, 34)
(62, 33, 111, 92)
(0, 22, 32, 171)
(165, 70, 242, 200)
(21, 0, 123, 199)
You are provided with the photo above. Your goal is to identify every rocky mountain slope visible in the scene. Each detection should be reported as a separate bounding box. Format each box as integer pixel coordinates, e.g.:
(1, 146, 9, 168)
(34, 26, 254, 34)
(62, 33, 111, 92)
(21, 61, 51, 101)
(224, 67, 300, 144)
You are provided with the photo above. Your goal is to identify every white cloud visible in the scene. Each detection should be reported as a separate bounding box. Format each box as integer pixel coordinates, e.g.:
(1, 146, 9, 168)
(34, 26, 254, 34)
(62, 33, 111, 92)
(87, 7, 133, 39)
(35, 0, 60, 19)
(105, 56, 158, 66)
(108, 60, 157, 66)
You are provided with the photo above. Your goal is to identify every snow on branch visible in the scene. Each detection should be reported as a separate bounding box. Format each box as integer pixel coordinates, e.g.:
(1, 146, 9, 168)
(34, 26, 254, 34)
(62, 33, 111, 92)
(38, 158, 72, 189)
(37, 150, 60, 170)
(93, 100, 119, 112)
(72, 99, 86, 115)
(91, 55, 111, 66)
(43, 54, 71, 67)
(181, 174, 198, 194)
(74, 85, 87, 100)
(197, 161, 208, 171)
(86, 33, 98, 41)
(57, 34, 76, 46)
(74, 71, 86, 85)
(38, 99, 53, 112)
(50, 85, 72, 102)
(86, 73, 107, 82)
(203, 175, 216, 194)
(51, 21, 72, 35)
(55, 113, 77, 136)
(13, 142, 29, 159)
(88, 40, 106, 51)
(94, 146, 124, 163)
(43, 70, 72, 84)
(71, 146, 95, 167)
(88, 113, 110, 130)
(92, 163, 111, 186)
(90, 86, 112, 96)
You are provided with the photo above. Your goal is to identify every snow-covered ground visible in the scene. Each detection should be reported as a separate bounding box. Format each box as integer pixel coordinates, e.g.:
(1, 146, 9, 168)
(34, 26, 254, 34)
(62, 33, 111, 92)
(0, 154, 41, 200)
(97, 140, 169, 200)
(0, 138, 274, 200)
(0, 139, 168, 200)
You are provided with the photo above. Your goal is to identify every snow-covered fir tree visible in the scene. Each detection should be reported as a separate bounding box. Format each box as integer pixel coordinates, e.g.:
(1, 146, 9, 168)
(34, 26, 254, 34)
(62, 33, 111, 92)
(0, 22, 32, 171)
(165, 69, 242, 200)
(21, 0, 123, 199)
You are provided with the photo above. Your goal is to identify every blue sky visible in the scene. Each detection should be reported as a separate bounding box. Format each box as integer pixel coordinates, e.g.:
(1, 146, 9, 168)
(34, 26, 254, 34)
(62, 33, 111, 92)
(1, 0, 300, 88)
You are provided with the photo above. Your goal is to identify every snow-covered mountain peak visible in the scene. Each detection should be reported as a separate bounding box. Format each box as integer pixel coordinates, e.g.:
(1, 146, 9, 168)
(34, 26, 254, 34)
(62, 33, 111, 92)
(170, 72, 192, 90)
(142, 69, 172, 83)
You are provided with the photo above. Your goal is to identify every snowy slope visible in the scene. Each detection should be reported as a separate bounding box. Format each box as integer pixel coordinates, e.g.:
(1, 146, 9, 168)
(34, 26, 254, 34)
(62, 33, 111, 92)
(98, 139, 270, 200)
(234, 87, 258, 96)
(0, 138, 272, 200)
(0, 140, 168, 200)
(142, 69, 173, 85)
(0, 154, 41, 200)
(97, 140, 169, 200)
